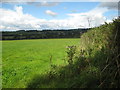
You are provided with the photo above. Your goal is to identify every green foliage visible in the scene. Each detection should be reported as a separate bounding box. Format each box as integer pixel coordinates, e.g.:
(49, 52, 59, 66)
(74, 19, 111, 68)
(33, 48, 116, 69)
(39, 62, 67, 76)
(2, 29, 88, 40)
(2, 17, 120, 88)
(26, 17, 120, 88)
(77, 17, 120, 88)
(66, 45, 76, 65)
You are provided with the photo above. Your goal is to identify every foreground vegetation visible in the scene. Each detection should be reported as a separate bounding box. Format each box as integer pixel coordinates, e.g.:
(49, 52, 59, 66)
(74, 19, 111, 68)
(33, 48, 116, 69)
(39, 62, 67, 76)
(2, 38, 80, 88)
(26, 18, 120, 88)
(2, 17, 120, 88)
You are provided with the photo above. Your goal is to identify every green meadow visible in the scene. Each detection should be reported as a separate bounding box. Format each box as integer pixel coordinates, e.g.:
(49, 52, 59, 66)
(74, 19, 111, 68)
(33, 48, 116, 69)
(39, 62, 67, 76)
(2, 38, 80, 88)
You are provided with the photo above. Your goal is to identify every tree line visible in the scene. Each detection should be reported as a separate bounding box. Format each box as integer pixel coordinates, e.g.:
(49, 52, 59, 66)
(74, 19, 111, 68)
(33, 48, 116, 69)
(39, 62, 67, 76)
(1, 28, 89, 40)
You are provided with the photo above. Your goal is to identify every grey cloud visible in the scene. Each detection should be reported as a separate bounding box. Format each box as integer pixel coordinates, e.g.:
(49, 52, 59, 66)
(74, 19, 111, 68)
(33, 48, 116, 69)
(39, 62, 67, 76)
(1, 0, 119, 2)
(35, 2, 59, 7)
(0, 0, 36, 2)
(0, 0, 59, 7)
(99, 2, 119, 10)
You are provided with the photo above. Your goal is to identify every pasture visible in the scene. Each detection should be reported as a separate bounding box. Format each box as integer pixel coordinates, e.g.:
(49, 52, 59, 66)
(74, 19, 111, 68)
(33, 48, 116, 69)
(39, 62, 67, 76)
(2, 38, 80, 88)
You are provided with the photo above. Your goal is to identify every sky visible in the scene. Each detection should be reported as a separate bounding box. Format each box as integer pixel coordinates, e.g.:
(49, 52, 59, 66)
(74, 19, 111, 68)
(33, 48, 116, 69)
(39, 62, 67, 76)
(0, 0, 119, 31)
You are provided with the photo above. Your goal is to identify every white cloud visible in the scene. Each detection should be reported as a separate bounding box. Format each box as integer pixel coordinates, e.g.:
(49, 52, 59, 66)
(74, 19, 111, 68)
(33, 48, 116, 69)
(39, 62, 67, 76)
(46, 6, 114, 29)
(45, 10, 57, 17)
(0, 6, 47, 30)
(15, 6, 23, 14)
(0, 5, 114, 31)
(67, 7, 109, 28)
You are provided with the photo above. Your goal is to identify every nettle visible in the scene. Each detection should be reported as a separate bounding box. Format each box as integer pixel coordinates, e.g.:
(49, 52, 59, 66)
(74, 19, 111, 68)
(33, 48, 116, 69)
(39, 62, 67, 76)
(66, 45, 76, 65)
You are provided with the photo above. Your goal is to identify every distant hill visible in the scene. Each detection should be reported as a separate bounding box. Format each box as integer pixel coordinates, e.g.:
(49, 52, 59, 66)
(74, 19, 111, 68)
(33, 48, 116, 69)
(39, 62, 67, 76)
(1, 28, 90, 40)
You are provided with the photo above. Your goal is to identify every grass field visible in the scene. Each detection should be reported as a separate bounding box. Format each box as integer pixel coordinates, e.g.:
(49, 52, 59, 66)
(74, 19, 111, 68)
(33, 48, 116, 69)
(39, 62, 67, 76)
(2, 38, 80, 88)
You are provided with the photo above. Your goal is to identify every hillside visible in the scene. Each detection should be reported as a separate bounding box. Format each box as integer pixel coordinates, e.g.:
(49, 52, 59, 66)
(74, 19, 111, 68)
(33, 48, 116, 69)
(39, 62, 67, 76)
(27, 17, 120, 88)
(1, 29, 89, 40)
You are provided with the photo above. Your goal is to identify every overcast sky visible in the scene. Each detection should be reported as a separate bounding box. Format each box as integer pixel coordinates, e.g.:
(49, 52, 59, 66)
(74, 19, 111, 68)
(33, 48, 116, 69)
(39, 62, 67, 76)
(0, 0, 119, 31)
